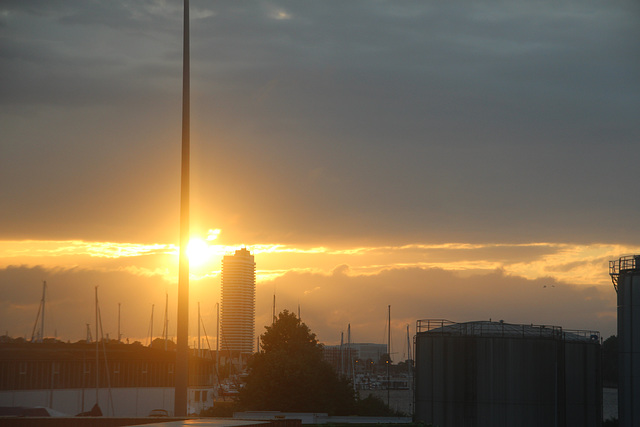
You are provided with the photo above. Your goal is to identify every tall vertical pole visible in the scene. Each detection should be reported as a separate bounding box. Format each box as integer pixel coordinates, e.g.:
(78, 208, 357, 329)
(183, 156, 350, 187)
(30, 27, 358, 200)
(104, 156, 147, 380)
(150, 304, 154, 347)
(40, 281, 46, 343)
(165, 293, 169, 351)
(175, 0, 190, 417)
(387, 305, 390, 406)
(118, 303, 121, 343)
(340, 332, 344, 376)
(198, 302, 201, 357)
(407, 324, 412, 387)
(347, 324, 351, 379)
(216, 302, 219, 375)
(95, 287, 99, 405)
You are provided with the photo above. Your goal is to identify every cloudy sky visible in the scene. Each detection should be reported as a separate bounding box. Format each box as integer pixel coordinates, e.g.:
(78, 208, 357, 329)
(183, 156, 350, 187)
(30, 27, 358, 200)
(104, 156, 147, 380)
(1, 0, 639, 358)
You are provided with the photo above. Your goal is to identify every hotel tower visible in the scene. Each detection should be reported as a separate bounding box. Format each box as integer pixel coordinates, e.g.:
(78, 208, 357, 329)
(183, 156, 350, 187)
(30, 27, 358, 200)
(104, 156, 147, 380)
(220, 248, 255, 355)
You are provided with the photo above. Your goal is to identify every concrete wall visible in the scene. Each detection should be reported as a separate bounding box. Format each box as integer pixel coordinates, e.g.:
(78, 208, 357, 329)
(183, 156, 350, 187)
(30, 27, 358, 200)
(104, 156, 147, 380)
(564, 341, 602, 426)
(0, 387, 213, 417)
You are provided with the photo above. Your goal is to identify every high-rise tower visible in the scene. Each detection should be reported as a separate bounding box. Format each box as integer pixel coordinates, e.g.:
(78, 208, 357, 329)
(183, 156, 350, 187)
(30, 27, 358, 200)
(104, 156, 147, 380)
(221, 248, 255, 355)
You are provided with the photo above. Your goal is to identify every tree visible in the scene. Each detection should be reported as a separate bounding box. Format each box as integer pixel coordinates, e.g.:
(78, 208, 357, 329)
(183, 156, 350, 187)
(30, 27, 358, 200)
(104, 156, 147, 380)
(150, 337, 176, 351)
(239, 310, 356, 414)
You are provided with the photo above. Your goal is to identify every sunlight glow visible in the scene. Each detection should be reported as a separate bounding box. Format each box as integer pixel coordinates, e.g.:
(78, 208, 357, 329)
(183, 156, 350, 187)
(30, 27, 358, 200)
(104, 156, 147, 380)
(0, 240, 174, 259)
(206, 229, 221, 241)
(187, 237, 214, 267)
(2, 239, 639, 288)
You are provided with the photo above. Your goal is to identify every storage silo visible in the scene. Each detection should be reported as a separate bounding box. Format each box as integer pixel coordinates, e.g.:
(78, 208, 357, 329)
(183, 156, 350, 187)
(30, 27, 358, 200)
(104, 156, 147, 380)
(609, 255, 640, 427)
(414, 320, 601, 427)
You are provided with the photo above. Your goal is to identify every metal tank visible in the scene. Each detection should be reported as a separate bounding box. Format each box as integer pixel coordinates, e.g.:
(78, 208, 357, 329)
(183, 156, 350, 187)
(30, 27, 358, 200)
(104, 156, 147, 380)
(610, 255, 640, 427)
(414, 320, 601, 427)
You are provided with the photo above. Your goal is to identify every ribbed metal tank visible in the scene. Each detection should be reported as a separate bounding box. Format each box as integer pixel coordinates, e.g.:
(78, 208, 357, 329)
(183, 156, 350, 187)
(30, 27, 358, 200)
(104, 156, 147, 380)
(610, 255, 640, 427)
(414, 320, 601, 427)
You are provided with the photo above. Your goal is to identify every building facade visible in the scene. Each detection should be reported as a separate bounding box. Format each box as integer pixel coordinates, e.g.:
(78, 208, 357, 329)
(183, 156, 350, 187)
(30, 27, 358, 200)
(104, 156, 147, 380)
(220, 248, 255, 355)
(414, 319, 601, 427)
(610, 255, 640, 427)
(0, 340, 216, 416)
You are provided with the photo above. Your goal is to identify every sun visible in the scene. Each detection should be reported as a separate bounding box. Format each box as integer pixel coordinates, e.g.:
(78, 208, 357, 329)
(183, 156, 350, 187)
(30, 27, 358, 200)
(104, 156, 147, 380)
(187, 237, 211, 267)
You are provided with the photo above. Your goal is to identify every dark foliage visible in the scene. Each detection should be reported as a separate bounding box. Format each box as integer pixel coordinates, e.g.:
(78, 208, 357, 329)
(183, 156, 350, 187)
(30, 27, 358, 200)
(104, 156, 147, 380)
(355, 394, 406, 417)
(151, 338, 176, 351)
(239, 310, 356, 415)
(603, 418, 618, 427)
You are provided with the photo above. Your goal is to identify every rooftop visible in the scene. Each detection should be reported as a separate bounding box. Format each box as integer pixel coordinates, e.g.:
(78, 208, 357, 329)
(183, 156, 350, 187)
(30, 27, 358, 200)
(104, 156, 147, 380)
(416, 319, 599, 342)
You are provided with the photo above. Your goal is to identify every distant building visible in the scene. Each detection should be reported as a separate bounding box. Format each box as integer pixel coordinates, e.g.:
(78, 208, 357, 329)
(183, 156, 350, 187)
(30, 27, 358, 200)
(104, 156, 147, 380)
(323, 343, 387, 372)
(220, 248, 255, 356)
(350, 343, 388, 362)
(322, 345, 357, 374)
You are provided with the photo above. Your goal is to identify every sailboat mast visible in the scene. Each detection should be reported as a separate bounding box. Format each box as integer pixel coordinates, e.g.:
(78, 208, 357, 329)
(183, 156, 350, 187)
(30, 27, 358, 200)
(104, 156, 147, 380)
(347, 324, 351, 380)
(95, 286, 99, 405)
(149, 305, 154, 346)
(216, 302, 219, 373)
(165, 293, 169, 351)
(340, 331, 344, 376)
(387, 305, 390, 406)
(198, 302, 201, 356)
(40, 281, 46, 343)
(407, 324, 411, 378)
(118, 303, 121, 343)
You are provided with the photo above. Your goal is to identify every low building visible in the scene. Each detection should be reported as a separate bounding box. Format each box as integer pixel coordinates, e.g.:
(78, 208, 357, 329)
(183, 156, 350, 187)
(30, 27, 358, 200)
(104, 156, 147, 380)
(0, 340, 218, 416)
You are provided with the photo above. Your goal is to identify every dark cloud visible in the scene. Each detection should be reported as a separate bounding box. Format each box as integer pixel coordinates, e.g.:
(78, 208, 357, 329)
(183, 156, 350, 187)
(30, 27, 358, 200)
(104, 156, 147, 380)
(1, 1, 639, 245)
(259, 264, 616, 359)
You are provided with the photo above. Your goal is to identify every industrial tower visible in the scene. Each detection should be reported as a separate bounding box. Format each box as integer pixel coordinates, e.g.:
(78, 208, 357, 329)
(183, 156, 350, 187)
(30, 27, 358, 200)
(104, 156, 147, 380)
(610, 255, 640, 427)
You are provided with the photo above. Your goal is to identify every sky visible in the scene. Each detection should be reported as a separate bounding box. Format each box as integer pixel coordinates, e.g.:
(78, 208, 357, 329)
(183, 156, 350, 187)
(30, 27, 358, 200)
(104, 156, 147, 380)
(1, 0, 639, 360)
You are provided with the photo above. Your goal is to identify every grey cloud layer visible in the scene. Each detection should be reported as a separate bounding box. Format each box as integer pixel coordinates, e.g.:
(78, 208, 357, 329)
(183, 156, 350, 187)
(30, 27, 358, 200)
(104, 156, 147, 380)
(261, 264, 616, 353)
(1, 1, 639, 245)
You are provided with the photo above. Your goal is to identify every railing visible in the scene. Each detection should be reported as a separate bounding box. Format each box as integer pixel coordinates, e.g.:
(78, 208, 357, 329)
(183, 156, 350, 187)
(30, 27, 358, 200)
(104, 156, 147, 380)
(416, 319, 456, 334)
(609, 255, 639, 292)
(417, 319, 598, 342)
(564, 329, 600, 343)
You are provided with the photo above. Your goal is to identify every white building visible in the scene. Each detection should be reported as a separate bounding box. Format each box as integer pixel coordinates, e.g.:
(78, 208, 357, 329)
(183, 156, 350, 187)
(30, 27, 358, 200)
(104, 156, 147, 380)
(220, 248, 255, 355)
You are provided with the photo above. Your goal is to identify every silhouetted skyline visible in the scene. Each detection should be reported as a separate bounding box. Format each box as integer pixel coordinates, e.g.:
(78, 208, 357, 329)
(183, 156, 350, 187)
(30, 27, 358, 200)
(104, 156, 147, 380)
(2, 1, 639, 355)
